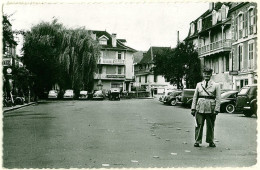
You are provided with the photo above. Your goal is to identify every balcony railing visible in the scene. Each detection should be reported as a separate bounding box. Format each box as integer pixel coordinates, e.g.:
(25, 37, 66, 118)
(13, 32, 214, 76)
(94, 73, 125, 79)
(198, 39, 232, 56)
(98, 58, 125, 65)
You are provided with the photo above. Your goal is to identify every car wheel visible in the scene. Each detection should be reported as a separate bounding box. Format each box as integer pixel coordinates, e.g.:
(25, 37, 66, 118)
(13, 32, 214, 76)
(170, 99, 177, 106)
(225, 103, 235, 113)
(243, 110, 254, 117)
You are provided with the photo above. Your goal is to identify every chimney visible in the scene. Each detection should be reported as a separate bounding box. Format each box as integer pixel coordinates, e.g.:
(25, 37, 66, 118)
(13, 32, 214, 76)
(111, 33, 117, 47)
(209, 2, 214, 11)
(177, 31, 180, 45)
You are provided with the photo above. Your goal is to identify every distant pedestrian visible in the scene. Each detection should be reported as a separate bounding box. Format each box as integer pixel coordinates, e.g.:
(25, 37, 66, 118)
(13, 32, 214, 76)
(151, 88, 154, 97)
(191, 67, 221, 147)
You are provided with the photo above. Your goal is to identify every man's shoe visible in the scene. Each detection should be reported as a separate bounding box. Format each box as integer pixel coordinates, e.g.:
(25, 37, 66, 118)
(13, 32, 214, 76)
(209, 142, 216, 147)
(194, 143, 200, 147)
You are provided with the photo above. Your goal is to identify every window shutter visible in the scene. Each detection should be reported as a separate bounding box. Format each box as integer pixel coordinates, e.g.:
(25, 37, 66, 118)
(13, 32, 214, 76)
(234, 16, 238, 40)
(245, 11, 248, 36)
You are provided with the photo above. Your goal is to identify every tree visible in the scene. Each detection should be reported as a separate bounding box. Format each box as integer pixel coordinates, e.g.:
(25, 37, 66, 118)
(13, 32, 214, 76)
(3, 14, 17, 54)
(23, 19, 100, 96)
(59, 28, 100, 93)
(154, 42, 202, 89)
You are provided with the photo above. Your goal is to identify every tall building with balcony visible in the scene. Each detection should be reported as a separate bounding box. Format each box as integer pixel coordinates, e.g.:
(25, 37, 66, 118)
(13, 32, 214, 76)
(134, 47, 175, 95)
(185, 2, 257, 90)
(91, 31, 136, 92)
(229, 2, 257, 90)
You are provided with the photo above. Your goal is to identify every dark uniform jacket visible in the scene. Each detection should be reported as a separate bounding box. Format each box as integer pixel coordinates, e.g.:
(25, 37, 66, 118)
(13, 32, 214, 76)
(191, 80, 221, 113)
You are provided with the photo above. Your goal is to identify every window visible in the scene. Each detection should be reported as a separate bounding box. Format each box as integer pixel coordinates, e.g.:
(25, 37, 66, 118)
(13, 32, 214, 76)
(98, 67, 102, 74)
(225, 55, 229, 72)
(248, 42, 254, 69)
(212, 10, 217, 25)
(118, 66, 122, 74)
(238, 45, 243, 71)
(139, 76, 141, 83)
(190, 23, 195, 35)
(145, 75, 147, 83)
(238, 14, 243, 39)
(154, 75, 157, 82)
(249, 8, 256, 35)
(197, 19, 202, 32)
(99, 39, 107, 45)
(221, 5, 226, 20)
(118, 52, 122, 60)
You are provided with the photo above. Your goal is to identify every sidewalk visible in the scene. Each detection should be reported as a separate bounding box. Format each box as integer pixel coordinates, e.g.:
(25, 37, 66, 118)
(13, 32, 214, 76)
(3, 102, 37, 113)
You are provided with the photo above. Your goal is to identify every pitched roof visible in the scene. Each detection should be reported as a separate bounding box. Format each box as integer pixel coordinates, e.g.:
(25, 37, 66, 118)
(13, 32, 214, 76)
(185, 2, 235, 40)
(91, 30, 136, 52)
(139, 46, 170, 64)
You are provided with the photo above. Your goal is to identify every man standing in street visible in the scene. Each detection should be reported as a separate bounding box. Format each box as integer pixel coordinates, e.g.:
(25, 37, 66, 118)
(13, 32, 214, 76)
(191, 67, 221, 147)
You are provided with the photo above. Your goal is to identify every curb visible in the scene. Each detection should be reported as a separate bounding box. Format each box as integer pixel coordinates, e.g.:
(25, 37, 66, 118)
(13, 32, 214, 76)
(3, 102, 37, 113)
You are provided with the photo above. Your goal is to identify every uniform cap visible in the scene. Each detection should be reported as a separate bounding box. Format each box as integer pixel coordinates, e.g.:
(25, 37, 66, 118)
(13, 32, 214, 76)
(203, 67, 213, 73)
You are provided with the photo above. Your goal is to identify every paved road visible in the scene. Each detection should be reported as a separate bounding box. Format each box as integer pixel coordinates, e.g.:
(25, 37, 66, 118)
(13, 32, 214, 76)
(3, 99, 257, 168)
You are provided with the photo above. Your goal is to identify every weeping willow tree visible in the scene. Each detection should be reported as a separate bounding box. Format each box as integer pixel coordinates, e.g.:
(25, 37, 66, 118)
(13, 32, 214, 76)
(23, 20, 100, 96)
(59, 28, 100, 92)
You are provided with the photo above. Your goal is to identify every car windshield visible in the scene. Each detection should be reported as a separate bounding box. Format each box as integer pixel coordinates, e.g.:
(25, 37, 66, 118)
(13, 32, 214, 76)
(95, 91, 102, 94)
(167, 92, 173, 95)
(65, 90, 73, 93)
(49, 91, 56, 94)
(238, 87, 249, 95)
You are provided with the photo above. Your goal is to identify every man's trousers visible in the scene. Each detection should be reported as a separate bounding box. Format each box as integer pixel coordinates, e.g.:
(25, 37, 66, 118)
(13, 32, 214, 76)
(195, 113, 216, 144)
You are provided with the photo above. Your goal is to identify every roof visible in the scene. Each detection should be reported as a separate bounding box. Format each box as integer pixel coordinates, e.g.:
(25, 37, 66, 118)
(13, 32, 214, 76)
(185, 2, 237, 40)
(91, 30, 136, 52)
(133, 51, 145, 63)
(139, 46, 171, 64)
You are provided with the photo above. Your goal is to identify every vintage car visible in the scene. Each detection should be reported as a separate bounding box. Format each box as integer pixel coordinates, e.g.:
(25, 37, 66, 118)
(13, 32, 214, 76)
(48, 90, 58, 99)
(177, 89, 196, 108)
(236, 84, 257, 117)
(93, 90, 105, 100)
(164, 90, 183, 106)
(108, 88, 121, 100)
(79, 91, 88, 100)
(63, 89, 75, 99)
(220, 90, 238, 113)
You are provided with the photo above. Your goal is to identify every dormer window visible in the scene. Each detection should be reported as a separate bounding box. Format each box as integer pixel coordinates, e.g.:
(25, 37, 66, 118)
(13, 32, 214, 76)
(98, 35, 109, 45)
(221, 4, 227, 21)
(212, 10, 217, 25)
(190, 23, 195, 35)
(197, 19, 202, 32)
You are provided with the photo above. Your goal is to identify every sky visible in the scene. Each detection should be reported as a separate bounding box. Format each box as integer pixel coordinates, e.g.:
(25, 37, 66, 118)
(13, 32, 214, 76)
(3, 0, 209, 55)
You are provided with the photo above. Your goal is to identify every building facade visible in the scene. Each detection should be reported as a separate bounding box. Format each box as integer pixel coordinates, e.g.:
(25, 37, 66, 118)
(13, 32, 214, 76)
(185, 2, 257, 90)
(134, 47, 175, 95)
(91, 31, 136, 92)
(229, 2, 257, 90)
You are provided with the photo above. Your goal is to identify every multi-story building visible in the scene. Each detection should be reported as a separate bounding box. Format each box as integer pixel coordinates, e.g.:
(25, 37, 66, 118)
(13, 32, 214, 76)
(134, 46, 175, 95)
(185, 2, 257, 90)
(229, 2, 257, 89)
(186, 2, 233, 90)
(91, 31, 136, 92)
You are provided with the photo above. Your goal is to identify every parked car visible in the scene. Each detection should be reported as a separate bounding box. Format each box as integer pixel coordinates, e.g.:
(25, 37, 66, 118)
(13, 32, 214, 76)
(177, 89, 195, 108)
(159, 88, 176, 102)
(79, 91, 88, 100)
(220, 90, 238, 113)
(93, 90, 104, 100)
(164, 90, 182, 106)
(108, 88, 121, 100)
(159, 92, 173, 102)
(236, 84, 257, 117)
(48, 90, 58, 99)
(63, 89, 75, 99)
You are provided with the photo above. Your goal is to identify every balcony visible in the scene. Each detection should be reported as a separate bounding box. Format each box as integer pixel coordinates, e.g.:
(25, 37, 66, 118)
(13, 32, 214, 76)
(94, 73, 125, 80)
(198, 39, 232, 57)
(98, 58, 125, 65)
